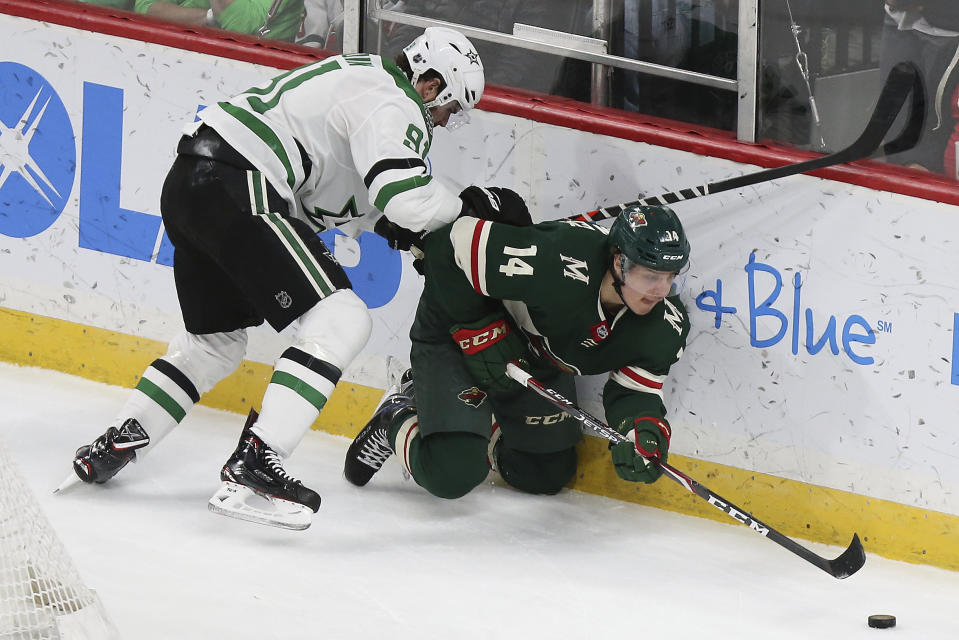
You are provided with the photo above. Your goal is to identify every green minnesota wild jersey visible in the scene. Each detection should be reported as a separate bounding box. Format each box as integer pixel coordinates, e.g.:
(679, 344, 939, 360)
(422, 217, 690, 428)
(195, 53, 462, 237)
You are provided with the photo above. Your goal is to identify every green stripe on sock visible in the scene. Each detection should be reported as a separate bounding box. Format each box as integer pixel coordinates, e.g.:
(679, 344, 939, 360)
(135, 377, 187, 422)
(269, 371, 328, 411)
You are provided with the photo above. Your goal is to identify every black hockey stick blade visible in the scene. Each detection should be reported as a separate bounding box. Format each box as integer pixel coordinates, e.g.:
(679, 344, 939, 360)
(822, 61, 921, 162)
(504, 362, 867, 579)
(572, 61, 923, 223)
(825, 533, 867, 580)
(881, 62, 925, 156)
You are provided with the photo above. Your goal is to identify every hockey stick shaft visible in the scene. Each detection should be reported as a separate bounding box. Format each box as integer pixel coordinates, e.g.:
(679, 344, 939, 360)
(571, 61, 923, 224)
(505, 362, 866, 579)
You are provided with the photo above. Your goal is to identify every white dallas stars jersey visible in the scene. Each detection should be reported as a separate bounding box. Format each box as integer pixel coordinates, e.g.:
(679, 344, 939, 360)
(196, 53, 462, 235)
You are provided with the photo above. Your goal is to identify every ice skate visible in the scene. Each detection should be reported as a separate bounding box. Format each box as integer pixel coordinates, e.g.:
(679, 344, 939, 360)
(208, 409, 321, 531)
(344, 369, 414, 487)
(71, 418, 150, 484)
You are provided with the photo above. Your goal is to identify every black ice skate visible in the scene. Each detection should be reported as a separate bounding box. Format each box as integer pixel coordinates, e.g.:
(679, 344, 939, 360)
(344, 369, 415, 487)
(72, 419, 150, 484)
(208, 409, 321, 530)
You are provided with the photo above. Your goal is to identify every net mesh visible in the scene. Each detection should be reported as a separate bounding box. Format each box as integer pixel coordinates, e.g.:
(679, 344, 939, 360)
(0, 437, 118, 639)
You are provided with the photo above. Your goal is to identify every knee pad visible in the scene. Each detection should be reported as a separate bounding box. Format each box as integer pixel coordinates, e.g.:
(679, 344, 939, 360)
(251, 291, 370, 456)
(294, 289, 372, 370)
(164, 328, 248, 394)
(414, 432, 491, 499)
(498, 446, 577, 495)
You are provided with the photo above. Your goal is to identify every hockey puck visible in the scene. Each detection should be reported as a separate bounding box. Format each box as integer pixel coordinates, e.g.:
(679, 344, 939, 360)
(868, 614, 896, 629)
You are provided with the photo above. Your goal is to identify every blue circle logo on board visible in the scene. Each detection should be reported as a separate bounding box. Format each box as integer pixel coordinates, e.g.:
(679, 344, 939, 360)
(0, 62, 76, 238)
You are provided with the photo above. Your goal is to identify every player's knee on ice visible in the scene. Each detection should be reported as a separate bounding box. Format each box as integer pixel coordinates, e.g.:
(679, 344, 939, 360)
(497, 446, 577, 495)
(412, 432, 490, 499)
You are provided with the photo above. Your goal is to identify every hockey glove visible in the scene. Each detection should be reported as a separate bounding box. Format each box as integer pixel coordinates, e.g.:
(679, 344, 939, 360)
(609, 416, 671, 484)
(373, 216, 427, 273)
(373, 216, 426, 253)
(459, 186, 533, 226)
(451, 312, 531, 393)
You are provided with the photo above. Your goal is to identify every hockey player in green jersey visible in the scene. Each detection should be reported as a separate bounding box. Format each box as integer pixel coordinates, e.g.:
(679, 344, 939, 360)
(66, 27, 525, 530)
(344, 203, 691, 498)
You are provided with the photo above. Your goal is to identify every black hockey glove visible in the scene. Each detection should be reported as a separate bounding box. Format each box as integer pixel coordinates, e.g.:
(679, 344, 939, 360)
(451, 312, 531, 393)
(609, 416, 671, 484)
(373, 217, 427, 274)
(458, 186, 533, 226)
(373, 216, 426, 253)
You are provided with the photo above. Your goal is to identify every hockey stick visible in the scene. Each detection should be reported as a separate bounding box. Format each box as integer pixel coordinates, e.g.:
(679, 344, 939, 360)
(504, 362, 866, 579)
(571, 61, 924, 223)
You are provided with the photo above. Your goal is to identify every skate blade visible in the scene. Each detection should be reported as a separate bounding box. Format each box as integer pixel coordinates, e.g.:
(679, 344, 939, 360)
(53, 471, 83, 494)
(375, 355, 408, 409)
(207, 481, 312, 531)
(384, 355, 408, 391)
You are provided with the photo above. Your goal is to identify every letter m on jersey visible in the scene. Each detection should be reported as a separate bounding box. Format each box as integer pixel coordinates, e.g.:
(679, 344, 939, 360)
(663, 298, 684, 335)
(560, 254, 589, 284)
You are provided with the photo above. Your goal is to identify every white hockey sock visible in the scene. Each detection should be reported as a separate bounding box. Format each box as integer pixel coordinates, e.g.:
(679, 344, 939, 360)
(117, 358, 201, 456)
(116, 329, 247, 457)
(394, 415, 419, 478)
(251, 346, 341, 457)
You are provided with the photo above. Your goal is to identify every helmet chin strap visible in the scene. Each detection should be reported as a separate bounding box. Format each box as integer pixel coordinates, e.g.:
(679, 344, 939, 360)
(610, 253, 630, 307)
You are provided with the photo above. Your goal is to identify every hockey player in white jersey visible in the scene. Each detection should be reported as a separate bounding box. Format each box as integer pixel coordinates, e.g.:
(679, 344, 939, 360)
(66, 27, 513, 530)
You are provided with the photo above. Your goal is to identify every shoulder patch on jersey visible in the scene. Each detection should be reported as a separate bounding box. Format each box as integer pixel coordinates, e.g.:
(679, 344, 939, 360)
(590, 320, 610, 342)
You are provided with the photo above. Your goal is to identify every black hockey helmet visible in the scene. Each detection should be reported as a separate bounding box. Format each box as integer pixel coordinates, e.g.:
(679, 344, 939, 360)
(608, 204, 690, 273)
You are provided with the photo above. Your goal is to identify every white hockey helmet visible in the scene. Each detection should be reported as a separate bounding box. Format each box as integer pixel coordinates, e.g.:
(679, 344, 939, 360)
(403, 26, 485, 111)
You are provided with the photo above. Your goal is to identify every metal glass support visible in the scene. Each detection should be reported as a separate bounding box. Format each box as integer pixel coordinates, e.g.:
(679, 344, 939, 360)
(737, 0, 760, 143)
(342, 0, 360, 53)
(591, 0, 610, 106)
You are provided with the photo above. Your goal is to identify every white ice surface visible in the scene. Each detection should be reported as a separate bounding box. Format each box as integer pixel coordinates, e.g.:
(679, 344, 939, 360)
(1, 362, 956, 639)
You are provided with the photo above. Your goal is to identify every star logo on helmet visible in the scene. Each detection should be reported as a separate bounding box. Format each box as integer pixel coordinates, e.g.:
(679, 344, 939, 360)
(465, 50, 480, 66)
(627, 210, 648, 229)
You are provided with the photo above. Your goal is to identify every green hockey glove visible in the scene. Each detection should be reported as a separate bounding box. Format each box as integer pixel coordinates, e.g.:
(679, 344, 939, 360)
(459, 186, 533, 226)
(451, 313, 530, 393)
(609, 416, 671, 484)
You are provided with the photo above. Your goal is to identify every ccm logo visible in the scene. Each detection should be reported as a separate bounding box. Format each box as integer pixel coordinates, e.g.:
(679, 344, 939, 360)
(663, 254, 685, 261)
(453, 320, 509, 355)
(525, 412, 570, 425)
